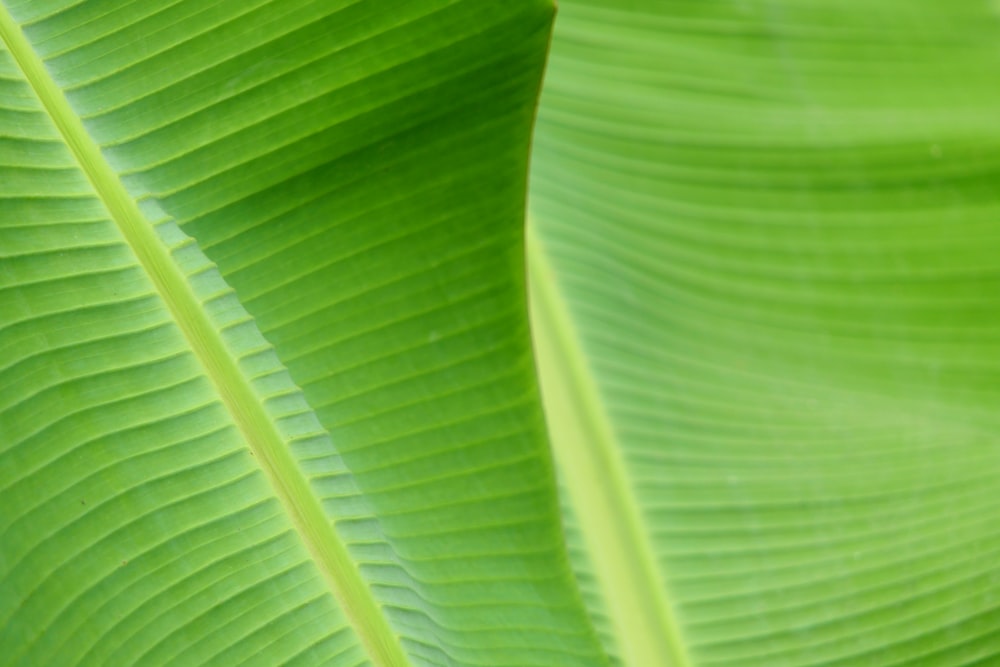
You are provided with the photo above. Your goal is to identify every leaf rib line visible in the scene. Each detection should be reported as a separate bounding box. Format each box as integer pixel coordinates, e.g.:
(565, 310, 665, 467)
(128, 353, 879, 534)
(528, 225, 691, 667)
(0, 9, 407, 667)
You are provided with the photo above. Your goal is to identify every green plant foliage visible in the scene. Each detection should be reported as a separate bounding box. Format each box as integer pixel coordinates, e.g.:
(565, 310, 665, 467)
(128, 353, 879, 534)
(530, 1, 1000, 666)
(0, 1, 606, 665)
(6, 0, 1000, 666)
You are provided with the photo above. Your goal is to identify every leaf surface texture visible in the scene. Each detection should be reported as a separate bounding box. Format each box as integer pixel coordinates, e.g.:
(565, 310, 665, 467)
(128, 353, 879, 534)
(0, 1, 607, 665)
(530, 1, 1000, 666)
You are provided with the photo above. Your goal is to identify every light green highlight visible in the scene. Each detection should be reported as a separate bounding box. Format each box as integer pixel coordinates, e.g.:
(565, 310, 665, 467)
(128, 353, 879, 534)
(528, 227, 690, 667)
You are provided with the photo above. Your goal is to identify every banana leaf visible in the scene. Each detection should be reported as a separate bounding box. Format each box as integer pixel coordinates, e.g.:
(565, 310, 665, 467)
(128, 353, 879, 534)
(531, 1, 1000, 666)
(0, 1, 605, 665)
(6, 0, 1000, 665)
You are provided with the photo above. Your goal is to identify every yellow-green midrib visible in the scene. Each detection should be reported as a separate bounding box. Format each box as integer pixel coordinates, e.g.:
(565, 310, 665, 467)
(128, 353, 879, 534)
(528, 227, 690, 667)
(0, 8, 407, 667)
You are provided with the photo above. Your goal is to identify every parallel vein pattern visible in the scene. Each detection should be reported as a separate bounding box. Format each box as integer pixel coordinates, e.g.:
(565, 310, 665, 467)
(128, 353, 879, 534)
(1, 1, 607, 665)
(530, 232, 689, 667)
(0, 10, 404, 664)
(531, 1, 1000, 666)
(0, 38, 368, 667)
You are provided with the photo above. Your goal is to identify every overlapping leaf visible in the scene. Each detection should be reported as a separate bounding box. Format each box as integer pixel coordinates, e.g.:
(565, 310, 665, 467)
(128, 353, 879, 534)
(531, 1, 1000, 665)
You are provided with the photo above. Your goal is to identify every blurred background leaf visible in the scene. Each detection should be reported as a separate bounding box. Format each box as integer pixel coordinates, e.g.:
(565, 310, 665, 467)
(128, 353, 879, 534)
(530, 1, 1000, 665)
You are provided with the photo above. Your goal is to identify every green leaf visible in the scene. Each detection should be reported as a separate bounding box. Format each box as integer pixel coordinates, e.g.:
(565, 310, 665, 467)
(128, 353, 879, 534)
(0, 1, 607, 665)
(530, 1, 1000, 666)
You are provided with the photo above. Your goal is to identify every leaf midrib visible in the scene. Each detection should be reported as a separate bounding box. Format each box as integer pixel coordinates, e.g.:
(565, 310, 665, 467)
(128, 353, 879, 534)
(528, 225, 690, 667)
(0, 10, 407, 666)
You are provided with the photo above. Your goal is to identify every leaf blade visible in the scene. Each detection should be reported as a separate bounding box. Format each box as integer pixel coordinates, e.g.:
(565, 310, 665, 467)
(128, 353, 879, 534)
(1, 1, 608, 665)
(0, 8, 407, 663)
(531, 1, 1000, 665)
